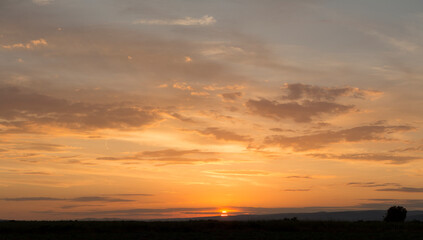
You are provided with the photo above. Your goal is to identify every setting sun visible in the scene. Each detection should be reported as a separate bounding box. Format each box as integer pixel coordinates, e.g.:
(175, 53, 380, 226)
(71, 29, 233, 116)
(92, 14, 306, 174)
(221, 210, 228, 217)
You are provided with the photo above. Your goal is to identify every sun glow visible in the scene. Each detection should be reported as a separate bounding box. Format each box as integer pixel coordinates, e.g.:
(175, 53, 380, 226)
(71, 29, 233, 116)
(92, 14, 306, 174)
(220, 210, 228, 217)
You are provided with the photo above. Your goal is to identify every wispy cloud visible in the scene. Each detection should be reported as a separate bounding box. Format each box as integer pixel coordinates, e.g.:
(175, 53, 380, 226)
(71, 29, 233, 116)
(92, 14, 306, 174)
(376, 187, 423, 193)
(347, 182, 401, 187)
(266, 125, 414, 151)
(2, 38, 47, 49)
(284, 189, 310, 192)
(392, 145, 423, 153)
(0, 86, 161, 132)
(21, 171, 52, 175)
(281, 83, 381, 101)
(11, 142, 67, 152)
(2, 197, 62, 201)
(97, 149, 220, 165)
(190, 91, 210, 96)
(247, 98, 353, 123)
(220, 92, 243, 102)
(310, 153, 420, 164)
(32, 0, 54, 5)
(203, 84, 244, 91)
(133, 15, 216, 26)
(1, 195, 143, 202)
(209, 170, 270, 176)
(105, 194, 154, 197)
(247, 84, 382, 123)
(197, 127, 252, 142)
(367, 30, 419, 52)
(70, 197, 134, 202)
(285, 175, 312, 179)
(173, 82, 193, 91)
(61, 204, 104, 209)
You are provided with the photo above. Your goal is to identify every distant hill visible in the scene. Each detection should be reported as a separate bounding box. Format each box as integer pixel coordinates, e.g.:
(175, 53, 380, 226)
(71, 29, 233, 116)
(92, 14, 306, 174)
(155, 210, 423, 222)
(70, 210, 423, 222)
(410, 213, 423, 221)
(226, 210, 423, 221)
(78, 218, 127, 221)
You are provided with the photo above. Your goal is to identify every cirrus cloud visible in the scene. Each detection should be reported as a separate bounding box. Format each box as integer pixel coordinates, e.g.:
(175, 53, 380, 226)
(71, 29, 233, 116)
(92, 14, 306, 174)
(246, 98, 354, 123)
(265, 125, 415, 151)
(32, 0, 54, 5)
(197, 127, 253, 142)
(310, 153, 421, 164)
(0, 86, 161, 132)
(133, 15, 216, 26)
(96, 148, 220, 165)
(220, 92, 243, 102)
(1, 196, 136, 202)
(376, 187, 423, 193)
(281, 83, 381, 101)
(2, 38, 47, 50)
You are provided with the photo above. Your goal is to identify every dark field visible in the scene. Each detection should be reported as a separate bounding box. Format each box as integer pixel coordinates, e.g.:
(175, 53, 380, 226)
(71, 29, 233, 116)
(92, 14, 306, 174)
(1, 220, 423, 240)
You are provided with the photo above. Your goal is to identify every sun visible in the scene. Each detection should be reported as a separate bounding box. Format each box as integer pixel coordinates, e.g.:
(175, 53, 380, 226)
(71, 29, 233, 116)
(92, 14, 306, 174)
(220, 210, 228, 217)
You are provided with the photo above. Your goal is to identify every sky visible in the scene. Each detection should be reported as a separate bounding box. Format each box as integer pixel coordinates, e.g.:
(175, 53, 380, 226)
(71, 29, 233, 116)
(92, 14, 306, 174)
(1, 0, 423, 220)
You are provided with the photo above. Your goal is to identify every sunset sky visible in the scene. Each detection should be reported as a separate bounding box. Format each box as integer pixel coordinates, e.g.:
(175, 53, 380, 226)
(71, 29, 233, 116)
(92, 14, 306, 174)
(1, 0, 423, 220)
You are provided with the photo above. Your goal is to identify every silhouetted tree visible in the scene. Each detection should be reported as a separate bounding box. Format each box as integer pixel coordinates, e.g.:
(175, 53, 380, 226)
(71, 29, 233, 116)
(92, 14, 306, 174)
(384, 206, 407, 222)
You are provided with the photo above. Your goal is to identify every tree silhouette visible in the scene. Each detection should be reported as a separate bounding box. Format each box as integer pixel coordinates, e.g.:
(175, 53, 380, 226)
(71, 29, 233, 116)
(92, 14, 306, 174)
(384, 206, 407, 222)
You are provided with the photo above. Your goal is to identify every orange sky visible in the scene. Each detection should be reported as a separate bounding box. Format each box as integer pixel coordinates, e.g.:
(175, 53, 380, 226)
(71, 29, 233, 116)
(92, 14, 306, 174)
(1, 0, 423, 220)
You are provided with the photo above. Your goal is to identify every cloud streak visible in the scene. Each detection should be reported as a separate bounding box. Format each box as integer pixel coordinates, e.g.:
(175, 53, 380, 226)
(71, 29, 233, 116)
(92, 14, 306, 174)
(281, 83, 381, 101)
(1, 195, 149, 202)
(210, 170, 269, 176)
(133, 15, 216, 26)
(2, 38, 47, 49)
(2, 197, 63, 201)
(265, 125, 414, 151)
(246, 84, 382, 123)
(246, 98, 354, 123)
(0, 86, 161, 132)
(197, 127, 252, 142)
(284, 189, 310, 192)
(347, 182, 401, 187)
(376, 187, 423, 193)
(32, 0, 54, 5)
(311, 153, 421, 164)
(97, 149, 220, 165)
(286, 175, 312, 179)
(220, 92, 243, 102)
(11, 142, 67, 152)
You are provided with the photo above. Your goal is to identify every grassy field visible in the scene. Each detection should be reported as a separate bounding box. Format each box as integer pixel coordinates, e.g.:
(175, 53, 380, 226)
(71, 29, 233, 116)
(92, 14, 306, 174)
(1, 220, 423, 240)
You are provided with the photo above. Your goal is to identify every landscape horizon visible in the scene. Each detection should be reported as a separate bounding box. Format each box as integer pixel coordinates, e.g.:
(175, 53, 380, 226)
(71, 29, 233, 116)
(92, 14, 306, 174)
(2, 208, 423, 222)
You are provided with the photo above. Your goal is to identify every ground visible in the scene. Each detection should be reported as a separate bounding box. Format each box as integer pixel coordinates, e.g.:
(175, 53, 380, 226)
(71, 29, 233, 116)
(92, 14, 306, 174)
(1, 220, 423, 240)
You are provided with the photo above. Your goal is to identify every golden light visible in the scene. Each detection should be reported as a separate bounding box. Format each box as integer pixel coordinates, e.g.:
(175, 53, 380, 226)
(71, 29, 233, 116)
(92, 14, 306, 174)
(220, 210, 228, 217)
(184, 56, 192, 62)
